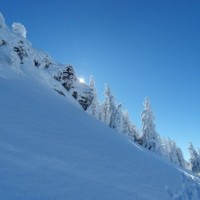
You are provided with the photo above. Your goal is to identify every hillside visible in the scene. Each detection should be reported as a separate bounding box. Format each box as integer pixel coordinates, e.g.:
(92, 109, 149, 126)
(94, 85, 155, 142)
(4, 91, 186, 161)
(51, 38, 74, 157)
(0, 12, 200, 200)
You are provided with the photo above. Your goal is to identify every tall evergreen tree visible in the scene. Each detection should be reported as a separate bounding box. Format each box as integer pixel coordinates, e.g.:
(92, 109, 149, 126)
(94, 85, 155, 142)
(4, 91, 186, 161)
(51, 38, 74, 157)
(87, 76, 99, 119)
(141, 97, 159, 152)
(188, 142, 200, 174)
(123, 111, 139, 141)
(159, 137, 171, 161)
(111, 104, 124, 132)
(176, 146, 185, 167)
(168, 139, 185, 167)
(101, 85, 116, 127)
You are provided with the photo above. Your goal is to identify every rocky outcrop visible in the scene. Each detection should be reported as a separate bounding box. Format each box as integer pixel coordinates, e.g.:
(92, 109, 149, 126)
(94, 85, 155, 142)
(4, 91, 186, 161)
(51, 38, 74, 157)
(54, 65, 93, 110)
(54, 65, 77, 91)
(0, 12, 94, 111)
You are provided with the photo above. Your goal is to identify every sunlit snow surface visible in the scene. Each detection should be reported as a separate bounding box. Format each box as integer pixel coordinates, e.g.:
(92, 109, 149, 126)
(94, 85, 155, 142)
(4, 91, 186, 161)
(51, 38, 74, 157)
(0, 65, 199, 200)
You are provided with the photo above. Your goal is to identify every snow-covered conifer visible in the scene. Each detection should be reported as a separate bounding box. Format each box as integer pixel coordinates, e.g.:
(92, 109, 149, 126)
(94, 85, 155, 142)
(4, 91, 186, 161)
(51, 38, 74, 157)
(43, 55, 52, 69)
(110, 104, 124, 132)
(123, 111, 139, 141)
(87, 76, 99, 119)
(13, 43, 28, 64)
(141, 97, 159, 152)
(167, 140, 185, 167)
(158, 137, 171, 161)
(123, 111, 132, 135)
(101, 85, 116, 126)
(169, 140, 179, 164)
(176, 147, 185, 167)
(188, 142, 200, 174)
(188, 142, 198, 161)
(159, 137, 185, 167)
(12, 23, 27, 38)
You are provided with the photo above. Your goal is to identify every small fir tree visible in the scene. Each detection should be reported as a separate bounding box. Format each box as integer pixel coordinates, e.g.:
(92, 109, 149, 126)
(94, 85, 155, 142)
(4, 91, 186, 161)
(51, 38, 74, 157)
(111, 104, 124, 132)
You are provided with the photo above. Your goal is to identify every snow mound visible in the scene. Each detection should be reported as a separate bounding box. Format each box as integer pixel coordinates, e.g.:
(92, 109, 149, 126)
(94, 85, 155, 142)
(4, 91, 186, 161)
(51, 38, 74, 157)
(12, 22, 27, 38)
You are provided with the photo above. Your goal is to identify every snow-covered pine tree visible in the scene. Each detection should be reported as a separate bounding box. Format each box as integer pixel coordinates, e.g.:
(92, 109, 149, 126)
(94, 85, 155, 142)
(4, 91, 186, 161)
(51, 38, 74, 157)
(188, 142, 200, 174)
(122, 111, 131, 135)
(167, 139, 185, 167)
(123, 111, 139, 141)
(43, 55, 52, 69)
(141, 97, 159, 152)
(12, 41, 28, 64)
(176, 147, 185, 168)
(158, 137, 171, 162)
(158, 137, 185, 167)
(87, 76, 100, 119)
(169, 140, 179, 165)
(101, 85, 116, 127)
(10, 40, 29, 68)
(110, 104, 124, 132)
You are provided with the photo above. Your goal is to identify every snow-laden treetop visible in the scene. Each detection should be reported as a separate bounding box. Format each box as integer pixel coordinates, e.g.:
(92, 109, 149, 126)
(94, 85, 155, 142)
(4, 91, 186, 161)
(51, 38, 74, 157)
(12, 22, 27, 38)
(0, 12, 5, 28)
(144, 97, 151, 109)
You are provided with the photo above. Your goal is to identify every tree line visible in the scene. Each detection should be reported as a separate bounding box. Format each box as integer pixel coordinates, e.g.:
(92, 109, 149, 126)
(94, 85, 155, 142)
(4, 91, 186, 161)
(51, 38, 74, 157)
(86, 76, 200, 175)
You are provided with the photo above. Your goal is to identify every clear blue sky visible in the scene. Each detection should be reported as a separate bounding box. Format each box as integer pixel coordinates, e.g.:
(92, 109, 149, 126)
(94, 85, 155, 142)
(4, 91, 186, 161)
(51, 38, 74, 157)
(1, 0, 200, 159)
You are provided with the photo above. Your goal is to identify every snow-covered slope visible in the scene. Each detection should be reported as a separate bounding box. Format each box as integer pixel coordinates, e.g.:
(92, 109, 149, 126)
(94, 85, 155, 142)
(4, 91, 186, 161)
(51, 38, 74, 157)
(1, 64, 200, 200)
(0, 13, 200, 200)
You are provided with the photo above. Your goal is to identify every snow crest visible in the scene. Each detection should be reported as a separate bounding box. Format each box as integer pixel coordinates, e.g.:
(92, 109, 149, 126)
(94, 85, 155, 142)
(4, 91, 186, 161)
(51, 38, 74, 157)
(12, 22, 27, 38)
